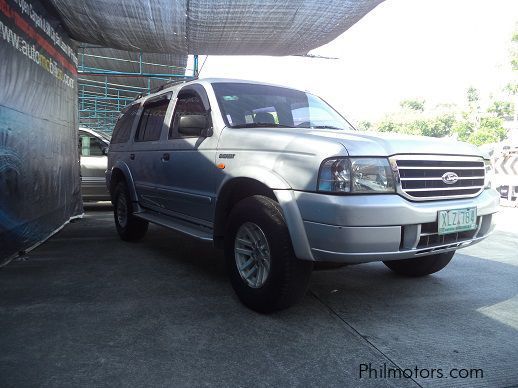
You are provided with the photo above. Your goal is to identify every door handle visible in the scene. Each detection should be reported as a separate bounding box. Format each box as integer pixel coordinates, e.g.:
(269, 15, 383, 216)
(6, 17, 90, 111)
(130, 153, 135, 160)
(162, 153, 170, 162)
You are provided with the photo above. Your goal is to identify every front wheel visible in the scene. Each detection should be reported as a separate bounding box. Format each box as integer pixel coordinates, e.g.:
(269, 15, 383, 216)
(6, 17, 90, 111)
(225, 195, 313, 313)
(383, 251, 455, 277)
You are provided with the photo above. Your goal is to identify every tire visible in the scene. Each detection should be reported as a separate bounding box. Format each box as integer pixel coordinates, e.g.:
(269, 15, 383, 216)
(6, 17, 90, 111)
(113, 181, 148, 241)
(383, 251, 455, 277)
(225, 195, 313, 313)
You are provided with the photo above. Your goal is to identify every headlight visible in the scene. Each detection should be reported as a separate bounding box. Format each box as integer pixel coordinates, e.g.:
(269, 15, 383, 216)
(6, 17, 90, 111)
(484, 160, 493, 188)
(318, 158, 351, 192)
(318, 157, 395, 193)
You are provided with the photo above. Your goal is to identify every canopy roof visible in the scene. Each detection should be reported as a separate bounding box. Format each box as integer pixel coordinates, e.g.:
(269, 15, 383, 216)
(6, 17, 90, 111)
(50, 0, 384, 55)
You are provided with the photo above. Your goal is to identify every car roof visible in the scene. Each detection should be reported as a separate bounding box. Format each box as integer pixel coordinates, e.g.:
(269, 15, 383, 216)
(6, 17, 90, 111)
(135, 78, 307, 104)
(79, 127, 111, 141)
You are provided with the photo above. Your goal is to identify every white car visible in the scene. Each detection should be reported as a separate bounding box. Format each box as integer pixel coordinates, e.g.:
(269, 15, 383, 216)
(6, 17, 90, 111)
(79, 127, 110, 201)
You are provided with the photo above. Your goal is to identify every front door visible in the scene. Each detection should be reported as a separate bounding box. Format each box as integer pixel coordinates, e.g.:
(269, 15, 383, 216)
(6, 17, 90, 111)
(158, 84, 219, 224)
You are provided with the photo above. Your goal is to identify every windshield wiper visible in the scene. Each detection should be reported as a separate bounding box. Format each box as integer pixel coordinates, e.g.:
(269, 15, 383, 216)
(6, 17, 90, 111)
(308, 125, 344, 130)
(232, 123, 295, 128)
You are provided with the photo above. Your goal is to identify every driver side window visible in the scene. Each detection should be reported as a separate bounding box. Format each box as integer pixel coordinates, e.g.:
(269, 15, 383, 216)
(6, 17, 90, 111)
(79, 133, 105, 156)
(169, 92, 209, 138)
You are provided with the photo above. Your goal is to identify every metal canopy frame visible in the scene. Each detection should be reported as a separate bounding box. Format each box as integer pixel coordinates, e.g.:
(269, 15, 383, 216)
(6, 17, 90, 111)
(78, 48, 197, 136)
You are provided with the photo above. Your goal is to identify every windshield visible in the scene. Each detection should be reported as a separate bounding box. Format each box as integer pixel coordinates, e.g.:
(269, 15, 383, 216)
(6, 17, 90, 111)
(212, 82, 354, 130)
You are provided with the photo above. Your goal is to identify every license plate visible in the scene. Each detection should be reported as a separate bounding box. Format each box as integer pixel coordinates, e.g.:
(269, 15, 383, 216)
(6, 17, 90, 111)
(438, 207, 477, 235)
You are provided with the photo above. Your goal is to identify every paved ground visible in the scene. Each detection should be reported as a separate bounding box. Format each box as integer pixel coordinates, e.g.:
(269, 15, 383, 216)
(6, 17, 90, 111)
(1, 204, 517, 387)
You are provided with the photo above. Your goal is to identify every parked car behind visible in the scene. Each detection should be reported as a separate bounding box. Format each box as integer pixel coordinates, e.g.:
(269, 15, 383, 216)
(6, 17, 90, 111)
(79, 127, 110, 201)
(106, 78, 499, 312)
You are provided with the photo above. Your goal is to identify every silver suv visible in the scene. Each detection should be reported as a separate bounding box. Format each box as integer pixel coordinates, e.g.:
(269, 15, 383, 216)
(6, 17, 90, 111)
(106, 79, 499, 312)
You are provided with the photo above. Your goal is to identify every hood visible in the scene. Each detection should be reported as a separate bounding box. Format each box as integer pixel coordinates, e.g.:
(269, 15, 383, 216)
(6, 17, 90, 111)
(219, 126, 487, 160)
(304, 129, 487, 158)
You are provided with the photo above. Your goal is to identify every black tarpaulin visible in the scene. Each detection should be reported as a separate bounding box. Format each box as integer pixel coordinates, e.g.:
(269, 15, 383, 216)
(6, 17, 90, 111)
(48, 0, 384, 55)
(0, 0, 82, 263)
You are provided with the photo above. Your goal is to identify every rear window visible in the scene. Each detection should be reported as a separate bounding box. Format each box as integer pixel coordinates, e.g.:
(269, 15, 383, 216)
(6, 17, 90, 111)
(135, 99, 170, 142)
(111, 104, 139, 144)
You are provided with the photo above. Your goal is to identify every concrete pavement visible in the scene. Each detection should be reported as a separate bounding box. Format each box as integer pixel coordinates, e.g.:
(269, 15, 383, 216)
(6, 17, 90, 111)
(1, 204, 517, 387)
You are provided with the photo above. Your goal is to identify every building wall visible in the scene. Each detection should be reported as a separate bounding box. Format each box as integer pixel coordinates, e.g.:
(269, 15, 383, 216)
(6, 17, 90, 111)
(0, 0, 82, 262)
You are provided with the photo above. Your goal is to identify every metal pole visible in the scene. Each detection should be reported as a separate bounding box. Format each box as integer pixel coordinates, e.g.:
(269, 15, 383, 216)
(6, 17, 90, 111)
(81, 47, 85, 71)
(193, 55, 199, 77)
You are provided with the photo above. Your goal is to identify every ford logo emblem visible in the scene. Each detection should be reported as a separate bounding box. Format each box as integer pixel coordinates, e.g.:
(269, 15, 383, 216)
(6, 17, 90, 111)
(442, 172, 459, 184)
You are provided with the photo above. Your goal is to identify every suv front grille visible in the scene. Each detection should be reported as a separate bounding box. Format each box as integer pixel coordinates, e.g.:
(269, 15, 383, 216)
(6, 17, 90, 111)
(393, 156, 486, 201)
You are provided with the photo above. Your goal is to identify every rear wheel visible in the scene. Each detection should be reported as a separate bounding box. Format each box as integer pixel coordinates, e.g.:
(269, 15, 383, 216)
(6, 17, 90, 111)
(113, 182, 148, 241)
(383, 251, 455, 277)
(225, 195, 313, 313)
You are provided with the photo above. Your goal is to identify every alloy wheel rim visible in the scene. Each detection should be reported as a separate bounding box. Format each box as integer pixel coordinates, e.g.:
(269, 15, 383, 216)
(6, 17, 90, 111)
(234, 222, 271, 288)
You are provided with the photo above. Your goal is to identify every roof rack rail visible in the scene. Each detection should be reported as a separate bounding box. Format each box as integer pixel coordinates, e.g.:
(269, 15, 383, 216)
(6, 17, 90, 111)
(134, 77, 197, 101)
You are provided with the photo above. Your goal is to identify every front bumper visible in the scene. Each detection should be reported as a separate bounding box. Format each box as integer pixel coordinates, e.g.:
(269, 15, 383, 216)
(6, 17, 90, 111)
(275, 189, 499, 263)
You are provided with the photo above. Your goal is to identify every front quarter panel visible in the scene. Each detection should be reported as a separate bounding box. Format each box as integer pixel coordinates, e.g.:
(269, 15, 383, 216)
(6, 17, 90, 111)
(217, 127, 348, 191)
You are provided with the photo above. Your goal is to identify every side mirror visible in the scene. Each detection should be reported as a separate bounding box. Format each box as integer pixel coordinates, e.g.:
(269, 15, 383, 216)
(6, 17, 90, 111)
(102, 145, 109, 155)
(178, 114, 210, 137)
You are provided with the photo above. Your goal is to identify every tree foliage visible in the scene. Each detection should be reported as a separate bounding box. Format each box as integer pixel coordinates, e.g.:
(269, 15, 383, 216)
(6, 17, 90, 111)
(400, 99, 425, 112)
(511, 28, 518, 70)
(467, 86, 480, 104)
(356, 120, 372, 131)
(365, 29, 516, 147)
(423, 113, 456, 138)
(468, 117, 507, 145)
(487, 100, 514, 119)
(375, 111, 455, 138)
(505, 82, 518, 96)
(370, 90, 509, 146)
(452, 120, 474, 142)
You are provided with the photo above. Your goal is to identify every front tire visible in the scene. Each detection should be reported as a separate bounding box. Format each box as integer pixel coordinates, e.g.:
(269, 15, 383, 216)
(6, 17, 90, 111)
(225, 195, 313, 313)
(113, 182, 148, 241)
(383, 251, 455, 277)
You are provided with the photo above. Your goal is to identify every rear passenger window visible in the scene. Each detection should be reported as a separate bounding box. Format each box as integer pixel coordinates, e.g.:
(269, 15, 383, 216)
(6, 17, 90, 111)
(135, 99, 170, 142)
(111, 104, 139, 144)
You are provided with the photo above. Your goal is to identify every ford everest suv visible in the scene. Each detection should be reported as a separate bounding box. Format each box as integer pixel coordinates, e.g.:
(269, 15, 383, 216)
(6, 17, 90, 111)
(106, 78, 499, 312)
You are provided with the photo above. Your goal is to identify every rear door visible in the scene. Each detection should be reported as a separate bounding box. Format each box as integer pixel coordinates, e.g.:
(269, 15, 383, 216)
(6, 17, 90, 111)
(130, 94, 173, 210)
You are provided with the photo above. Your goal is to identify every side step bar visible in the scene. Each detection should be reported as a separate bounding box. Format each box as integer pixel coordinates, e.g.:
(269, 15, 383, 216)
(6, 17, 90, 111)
(134, 211, 213, 242)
